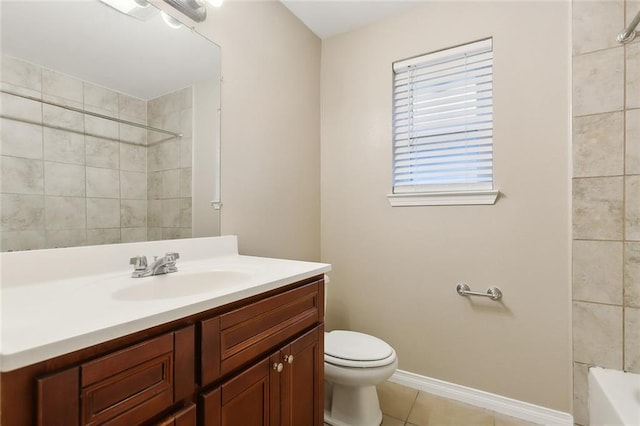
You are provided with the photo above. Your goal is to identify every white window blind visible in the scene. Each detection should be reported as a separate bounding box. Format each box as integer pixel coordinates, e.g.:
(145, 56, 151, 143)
(392, 38, 494, 195)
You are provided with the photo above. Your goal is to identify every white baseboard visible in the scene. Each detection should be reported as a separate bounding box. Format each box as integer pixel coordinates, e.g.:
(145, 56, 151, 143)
(390, 370, 573, 426)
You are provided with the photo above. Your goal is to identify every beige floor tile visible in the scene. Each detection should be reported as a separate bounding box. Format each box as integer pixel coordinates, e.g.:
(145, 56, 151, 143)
(377, 381, 419, 421)
(494, 413, 542, 426)
(407, 392, 493, 426)
(381, 414, 406, 426)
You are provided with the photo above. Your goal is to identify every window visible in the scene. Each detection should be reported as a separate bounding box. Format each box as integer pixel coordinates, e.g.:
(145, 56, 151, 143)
(388, 38, 499, 206)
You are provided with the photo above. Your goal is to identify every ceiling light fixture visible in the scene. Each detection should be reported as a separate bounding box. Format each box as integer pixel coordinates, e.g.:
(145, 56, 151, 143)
(99, 0, 158, 20)
(206, 0, 224, 8)
(162, 0, 207, 23)
(161, 10, 183, 29)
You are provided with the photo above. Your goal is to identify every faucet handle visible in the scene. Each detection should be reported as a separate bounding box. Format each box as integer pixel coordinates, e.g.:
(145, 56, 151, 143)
(166, 252, 180, 261)
(129, 255, 148, 270)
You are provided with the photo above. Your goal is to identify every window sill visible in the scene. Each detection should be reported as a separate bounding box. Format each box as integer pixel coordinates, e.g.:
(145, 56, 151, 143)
(387, 190, 500, 207)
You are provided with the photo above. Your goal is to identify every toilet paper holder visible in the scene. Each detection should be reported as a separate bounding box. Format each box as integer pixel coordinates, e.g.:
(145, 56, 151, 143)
(456, 283, 502, 301)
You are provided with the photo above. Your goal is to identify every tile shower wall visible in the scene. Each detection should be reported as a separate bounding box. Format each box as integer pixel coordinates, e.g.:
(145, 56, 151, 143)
(572, 1, 640, 424)
(0, 56, 191, 250)
(146, 89, 192, 241)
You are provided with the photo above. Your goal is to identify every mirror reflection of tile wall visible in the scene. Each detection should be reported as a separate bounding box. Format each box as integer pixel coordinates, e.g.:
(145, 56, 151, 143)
(0, 55, 192, 251)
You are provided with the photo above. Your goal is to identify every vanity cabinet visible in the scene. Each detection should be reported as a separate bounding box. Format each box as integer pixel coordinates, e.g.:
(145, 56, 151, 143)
(37, 326, 195, 426)
(1, 275, 324, 426)
(201, 325, 323, 426)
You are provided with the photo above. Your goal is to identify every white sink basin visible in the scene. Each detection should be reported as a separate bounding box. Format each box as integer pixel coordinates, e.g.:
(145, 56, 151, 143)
(112, 270, 252, 300)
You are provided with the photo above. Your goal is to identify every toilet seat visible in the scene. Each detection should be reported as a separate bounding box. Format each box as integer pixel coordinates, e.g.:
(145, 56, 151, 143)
(324, 330, 396, 368)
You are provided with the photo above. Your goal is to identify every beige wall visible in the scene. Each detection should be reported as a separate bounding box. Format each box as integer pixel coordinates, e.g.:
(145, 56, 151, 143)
(157, 0, 322, 261)
(321, 1, 571, 412)
(571, 1, 640, 424)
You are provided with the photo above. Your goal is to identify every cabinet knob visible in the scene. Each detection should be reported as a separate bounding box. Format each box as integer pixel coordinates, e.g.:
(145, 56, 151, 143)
(284, 354, 294, 364)
(273, 362, 284, 373)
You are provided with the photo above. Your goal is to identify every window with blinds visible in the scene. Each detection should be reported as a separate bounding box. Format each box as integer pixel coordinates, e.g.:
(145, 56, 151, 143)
(389, 38, 499, 206)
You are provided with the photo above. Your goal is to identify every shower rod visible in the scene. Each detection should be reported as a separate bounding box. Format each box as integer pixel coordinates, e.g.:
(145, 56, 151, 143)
(0, 89, 183, 138)
(618, 8, 640, 43)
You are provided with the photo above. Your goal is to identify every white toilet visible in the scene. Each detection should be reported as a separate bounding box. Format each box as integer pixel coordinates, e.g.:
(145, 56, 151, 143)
(323, 278, 398, 426)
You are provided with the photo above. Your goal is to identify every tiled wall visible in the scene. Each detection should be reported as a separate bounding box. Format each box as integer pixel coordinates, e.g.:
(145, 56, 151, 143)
(0, 55, 192, 251)
(146, 89, 192, 240)
(571, 1, 640, 424)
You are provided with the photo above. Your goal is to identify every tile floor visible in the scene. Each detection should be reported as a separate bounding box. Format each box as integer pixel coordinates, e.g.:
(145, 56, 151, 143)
(326, 381, 541, 426)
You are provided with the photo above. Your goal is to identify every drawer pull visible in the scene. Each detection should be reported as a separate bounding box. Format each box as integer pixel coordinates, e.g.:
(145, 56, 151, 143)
(273, 362, 284, 373)
(283, 355, 294, 364)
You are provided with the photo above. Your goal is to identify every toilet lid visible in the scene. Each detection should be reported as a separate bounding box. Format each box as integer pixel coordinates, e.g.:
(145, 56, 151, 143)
(325, 330, 394, 363)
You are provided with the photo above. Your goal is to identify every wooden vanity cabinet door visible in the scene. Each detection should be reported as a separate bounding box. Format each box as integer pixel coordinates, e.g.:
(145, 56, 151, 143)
(280, 325, 324, 426)
(37, 366, 80, 426)
(201, 355, 276, 426)
(156, 403, 197, 426)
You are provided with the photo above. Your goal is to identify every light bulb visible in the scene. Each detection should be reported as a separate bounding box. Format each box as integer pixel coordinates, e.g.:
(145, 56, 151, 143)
(206, 0, 223, 8)
(161, 10, 183, 29)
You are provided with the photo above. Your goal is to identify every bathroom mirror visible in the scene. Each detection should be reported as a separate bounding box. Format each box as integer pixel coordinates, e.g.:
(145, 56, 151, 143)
(0, 0, 221, 252)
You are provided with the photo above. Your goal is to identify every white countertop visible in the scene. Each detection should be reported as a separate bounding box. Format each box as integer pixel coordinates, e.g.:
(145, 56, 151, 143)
(0, 236, 331, 372)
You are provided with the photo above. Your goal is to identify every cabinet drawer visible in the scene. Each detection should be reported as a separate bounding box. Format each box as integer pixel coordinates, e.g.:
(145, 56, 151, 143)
(80, 333, 174, 425)
(200, 280, 322, 384)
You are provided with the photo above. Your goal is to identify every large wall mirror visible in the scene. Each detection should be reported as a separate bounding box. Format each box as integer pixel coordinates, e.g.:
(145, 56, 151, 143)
(0, 0, 221, 252)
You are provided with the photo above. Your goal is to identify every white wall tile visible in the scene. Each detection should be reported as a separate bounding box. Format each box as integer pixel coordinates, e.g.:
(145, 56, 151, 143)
(121, 199, 146, 227)
(44, 162, 85, 196)
(119, 123, 147, 145)
(1, 55, 42, 92)
(120, 143, 146, 172)
(572, 362, 589, 426)
(1, 92, 42, 123)
(85, 111, 119, 139)
(86, 228, 121, 246)
(1, 230, 45, 251)
(625, 242, 640, 308)
(84, 83, 118, 113)
(573, 112, 624, 177)
(86, 167, 119, 198)
(625, 307, 640, 373)
(120, 171, 146, 200)
(572, 177, 624, 240)
(1, 156, 44, 194)
(118, 94, 147, 121)
(180, 138, 192, 168)
(85, 136, 119, 169)
(43, 128, 85, 165)
(626, 175, 640, 240)
(45, 229, 86, 248)
(573, 48, 624, 116)
(42, 69, 83, 103)
(1, 118, 43, 159)
(1, 194, 44, 231)
(626, 109, 640, 174)
(572, 301, 622, 368)
(627, 41, 640, 109)
(43, 104, 83, 132)
(86, 198, 120, 229)
(45, 196, 85, 230)
(161, 199, 180, 227)
(572, 0, 623, 55)
(120, 227, 146, 243)
(162, 169, 180, 198)
(180, 168, 192, 198)
(573, 240, 623, 304)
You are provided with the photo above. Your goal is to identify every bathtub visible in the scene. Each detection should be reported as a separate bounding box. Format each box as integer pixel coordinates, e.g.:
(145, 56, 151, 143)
(588, 367, 640, 426)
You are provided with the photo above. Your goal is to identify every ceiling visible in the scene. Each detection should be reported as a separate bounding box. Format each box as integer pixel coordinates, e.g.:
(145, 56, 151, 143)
(280, 1, 422, 39)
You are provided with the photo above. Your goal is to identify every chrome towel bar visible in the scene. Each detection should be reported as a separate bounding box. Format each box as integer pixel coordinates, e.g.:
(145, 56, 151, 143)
(618, 8, 640, 43)
(456, 283, 502, 301)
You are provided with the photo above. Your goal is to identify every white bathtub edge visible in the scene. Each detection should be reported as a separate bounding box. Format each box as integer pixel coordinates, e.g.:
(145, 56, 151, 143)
(390, 369, 573, 425)
(588, 366, 640, 426)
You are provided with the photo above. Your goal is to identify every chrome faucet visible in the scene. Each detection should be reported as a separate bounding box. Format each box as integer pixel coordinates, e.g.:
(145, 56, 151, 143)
(129, 252, 180, 278)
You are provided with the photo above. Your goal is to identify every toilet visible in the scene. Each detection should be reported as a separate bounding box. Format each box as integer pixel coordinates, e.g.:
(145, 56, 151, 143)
(323, 277, 398, 426)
